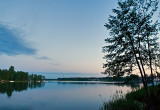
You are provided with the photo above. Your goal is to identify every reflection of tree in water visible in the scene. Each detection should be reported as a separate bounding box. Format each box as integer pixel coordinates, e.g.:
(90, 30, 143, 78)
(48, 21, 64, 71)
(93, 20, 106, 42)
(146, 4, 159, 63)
(28, 81, 45, 89)
(0, 82, 45, 97)
(125, 84, 141, 91)
(130, 84, 141, 91)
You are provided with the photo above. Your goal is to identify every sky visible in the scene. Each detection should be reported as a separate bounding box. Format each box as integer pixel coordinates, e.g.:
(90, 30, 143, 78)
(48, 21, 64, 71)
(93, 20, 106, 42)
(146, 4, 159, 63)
(0, 0, 119, 74)
(0, 0, 159, 75)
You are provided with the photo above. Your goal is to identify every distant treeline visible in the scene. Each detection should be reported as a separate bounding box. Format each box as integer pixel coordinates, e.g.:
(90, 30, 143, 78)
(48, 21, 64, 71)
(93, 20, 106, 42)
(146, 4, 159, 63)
(0, 66, 45, 81)
(57, 77, 113, 81)
(57, 74, 140, 84)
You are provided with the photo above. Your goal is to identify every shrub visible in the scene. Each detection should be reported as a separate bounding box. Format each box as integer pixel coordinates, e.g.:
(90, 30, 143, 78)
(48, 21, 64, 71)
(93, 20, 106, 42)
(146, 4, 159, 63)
(100, 99, 142, 110)
(99, 90, 143, 110)
(126, 88, 147, 103)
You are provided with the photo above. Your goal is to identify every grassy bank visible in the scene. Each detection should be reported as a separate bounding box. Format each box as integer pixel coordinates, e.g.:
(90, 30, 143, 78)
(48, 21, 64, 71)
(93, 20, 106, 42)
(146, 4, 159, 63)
(100, 85, 160, 110)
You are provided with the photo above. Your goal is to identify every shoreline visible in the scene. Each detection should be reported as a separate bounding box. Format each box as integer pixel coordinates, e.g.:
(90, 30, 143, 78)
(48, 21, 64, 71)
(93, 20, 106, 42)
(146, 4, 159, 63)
(0, 80, 125, 84)
(0, 80, 45, 83)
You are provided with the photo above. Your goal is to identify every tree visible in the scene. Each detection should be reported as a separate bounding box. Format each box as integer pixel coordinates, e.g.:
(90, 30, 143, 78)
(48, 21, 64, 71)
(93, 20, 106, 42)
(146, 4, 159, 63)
(124, 74, 140, 85)
(9, 66, 15, 73)
(103, 0, 159, 108)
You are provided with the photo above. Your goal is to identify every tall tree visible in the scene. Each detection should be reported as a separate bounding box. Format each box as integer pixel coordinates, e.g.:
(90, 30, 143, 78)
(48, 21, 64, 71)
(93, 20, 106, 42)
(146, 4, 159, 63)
(9, 66, 15, 73)
(103, 0, 159, 108)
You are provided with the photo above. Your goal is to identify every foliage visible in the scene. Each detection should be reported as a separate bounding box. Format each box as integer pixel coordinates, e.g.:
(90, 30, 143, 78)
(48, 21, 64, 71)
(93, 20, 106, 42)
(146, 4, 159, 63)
(100, 85, 160, 110)
(124, 74, 140, 85)
(101, 99, 142, 110)
(100, 90, 143, 110)
(103, 0, 160, 107)
(57, 74, 140, 83)
(126, 85, 160, 109)
(103, 0, 159, 76)
(0, 66, 45, 81)
(126, 87, 147, 103)
(156, 72, 160, 77)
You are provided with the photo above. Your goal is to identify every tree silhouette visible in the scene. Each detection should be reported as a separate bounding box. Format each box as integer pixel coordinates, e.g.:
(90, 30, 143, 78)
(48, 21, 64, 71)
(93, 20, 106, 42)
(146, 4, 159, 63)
(0, 66, 45, 81)
(103, 0, 160, 108)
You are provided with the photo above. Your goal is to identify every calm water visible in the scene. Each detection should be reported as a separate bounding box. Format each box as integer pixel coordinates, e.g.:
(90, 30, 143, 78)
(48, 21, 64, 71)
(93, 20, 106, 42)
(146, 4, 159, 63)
(0, 81, 139, 110)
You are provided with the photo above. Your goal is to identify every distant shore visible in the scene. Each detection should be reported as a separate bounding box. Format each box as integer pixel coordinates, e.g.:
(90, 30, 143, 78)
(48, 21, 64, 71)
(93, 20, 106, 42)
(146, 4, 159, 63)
(0, 75, 141, 85)
(0, 80, 45, 83)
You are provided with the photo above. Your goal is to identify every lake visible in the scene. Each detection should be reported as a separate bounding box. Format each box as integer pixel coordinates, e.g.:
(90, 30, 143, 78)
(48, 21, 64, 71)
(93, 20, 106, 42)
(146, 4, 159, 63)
(0, 81, 140, 110)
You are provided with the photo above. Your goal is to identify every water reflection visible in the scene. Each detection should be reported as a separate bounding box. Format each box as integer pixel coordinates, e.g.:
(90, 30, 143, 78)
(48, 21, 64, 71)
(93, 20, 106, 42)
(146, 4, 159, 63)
(57, 81, 141, 90)
(125, 83, 142, 91)
(0, 81, 142, 110)
(0, 82, 45, 97)
(57, 81, 124, 85)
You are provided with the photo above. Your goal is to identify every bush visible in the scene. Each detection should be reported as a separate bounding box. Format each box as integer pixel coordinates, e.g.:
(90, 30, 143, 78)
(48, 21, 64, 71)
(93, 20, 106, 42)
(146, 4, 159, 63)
(99, 90, 143, 110)
(100, 85, 160, 110)
(100, 99, 142, 110)
(126, 88, 147, 103)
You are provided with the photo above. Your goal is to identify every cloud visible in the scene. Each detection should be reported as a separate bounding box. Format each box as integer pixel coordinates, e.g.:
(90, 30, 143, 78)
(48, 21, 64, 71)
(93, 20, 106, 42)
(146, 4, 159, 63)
(37, 56, 51, 60)
(51, 63, 59, 66)
(0, 24, 36, 55)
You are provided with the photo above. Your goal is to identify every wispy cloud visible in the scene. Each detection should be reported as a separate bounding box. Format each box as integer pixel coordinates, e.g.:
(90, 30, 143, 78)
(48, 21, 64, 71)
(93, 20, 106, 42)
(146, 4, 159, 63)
(37, 56, 51, 60)
(0, 24, 36, 55)
(51, 63, 59, 66)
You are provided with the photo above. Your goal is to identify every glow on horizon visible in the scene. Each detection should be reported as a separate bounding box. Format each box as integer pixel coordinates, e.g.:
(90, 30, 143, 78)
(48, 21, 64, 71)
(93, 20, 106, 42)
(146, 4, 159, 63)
(0, 0, 123, 74)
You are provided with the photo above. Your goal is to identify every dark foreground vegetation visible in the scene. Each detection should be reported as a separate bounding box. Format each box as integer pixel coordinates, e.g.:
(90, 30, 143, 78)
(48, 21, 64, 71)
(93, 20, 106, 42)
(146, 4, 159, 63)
(100, 85, 160, 110)
(102, 0, 160, 109)
(0, 66, 45, 81)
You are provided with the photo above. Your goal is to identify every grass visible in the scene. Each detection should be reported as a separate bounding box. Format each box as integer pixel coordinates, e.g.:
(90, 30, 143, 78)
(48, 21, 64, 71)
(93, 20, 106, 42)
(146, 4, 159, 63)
(100, 85, 160, 110)
(101, 99, 142, 110)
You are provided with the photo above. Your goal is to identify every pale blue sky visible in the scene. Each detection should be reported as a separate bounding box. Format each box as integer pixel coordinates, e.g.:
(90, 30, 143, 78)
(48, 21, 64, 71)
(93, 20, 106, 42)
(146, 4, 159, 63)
(0, 0, 158, 74)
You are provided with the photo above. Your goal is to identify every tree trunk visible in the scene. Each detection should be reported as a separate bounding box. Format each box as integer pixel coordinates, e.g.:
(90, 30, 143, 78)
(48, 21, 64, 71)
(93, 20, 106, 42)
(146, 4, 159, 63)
(146, 33, 156, 106)
(128, 33, 150, 98)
